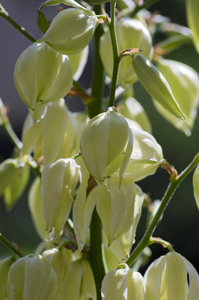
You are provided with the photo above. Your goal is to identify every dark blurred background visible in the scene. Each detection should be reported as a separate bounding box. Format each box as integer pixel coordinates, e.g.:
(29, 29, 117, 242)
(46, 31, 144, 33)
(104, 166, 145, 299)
(1, 0, 199, 272)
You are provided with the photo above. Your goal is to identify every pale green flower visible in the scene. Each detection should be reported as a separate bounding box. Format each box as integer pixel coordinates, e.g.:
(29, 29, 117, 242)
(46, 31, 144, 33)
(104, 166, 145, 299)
(0, 159, 29, 210)
(22, 99, 87, 163)
(42, 249, 68, 300)
(80, 107, 133, 185)
(38, 8, 99, 55)
(132, 54, 185, 120)
(193, 164, 199, 209)
(118, 97, 152, 133)
(96, 177, 141, 245)
(28, 177, 47, 240)
(154, 59, 199, 136)
(187, 0, 199, 53)
(68, 46, 89, 80)
(100, 18, 153, 87)
(0, 256, 15, 300)
(101, 263, 146, 300)
(14, 43, 73, 122)
(7, 255, 57, 300)
(123, 126, 163, 182)
(144, 251, 199, 300)
(41, 158, 81, 235)
(60, 259, 96, 300)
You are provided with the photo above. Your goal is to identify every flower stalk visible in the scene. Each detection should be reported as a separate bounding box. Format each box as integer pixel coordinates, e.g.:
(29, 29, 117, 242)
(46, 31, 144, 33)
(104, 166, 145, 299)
(0, 4, 36, 43)
(126, 153, 199, 267)
(0, 233, 23, 258)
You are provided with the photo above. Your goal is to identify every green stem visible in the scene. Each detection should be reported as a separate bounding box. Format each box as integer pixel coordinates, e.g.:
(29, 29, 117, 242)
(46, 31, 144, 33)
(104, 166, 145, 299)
(131, 0, 160, 17)
(88, 5, 106, 300)
(108, 1, 121, 107)
(126, 153, 199, 267)
(0, 4, 36, 43)
(89, 209, 106, 300)
(88, 6, 105, 119)
(0, 233, 23, 258)
(3, 121, 22, 150)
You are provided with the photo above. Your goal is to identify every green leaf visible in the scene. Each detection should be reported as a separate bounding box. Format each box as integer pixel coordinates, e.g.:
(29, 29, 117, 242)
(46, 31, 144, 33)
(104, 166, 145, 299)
(37, 10, 49, 34)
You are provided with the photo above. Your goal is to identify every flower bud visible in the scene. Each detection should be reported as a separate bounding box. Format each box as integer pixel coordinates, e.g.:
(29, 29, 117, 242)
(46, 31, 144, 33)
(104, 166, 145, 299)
(14, 43, 73, 122)
(118, 97, 152, 133)
(101, 263, 146, 300)
(0, 159, 29, 210)
(100, 19, 153, 86)
(41, 158, 81, 235)
(124, 126, 163, 182)
(154, 59, 199, 136)
(0, 256, 15, 300)
(187, 0, 199, 53)
(96, 177, 139, 245)
(38, 8, 99, 55)
(80, 107, 133, 184)
(144, 251, 199, 299)
(193, 164, 199, 209)
(132, 54, 185, 120)
(7, 254, 57, 300)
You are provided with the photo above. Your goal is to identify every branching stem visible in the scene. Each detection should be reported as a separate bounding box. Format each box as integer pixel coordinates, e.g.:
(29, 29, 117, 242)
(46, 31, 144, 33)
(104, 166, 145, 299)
(126, 154, 199, 267)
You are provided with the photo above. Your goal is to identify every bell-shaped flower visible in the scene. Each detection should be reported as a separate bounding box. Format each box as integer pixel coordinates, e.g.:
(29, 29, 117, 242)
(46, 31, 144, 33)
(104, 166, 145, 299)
(193, 164, 199, 209)
(60, 259, 96, 300)
(42, 248, 68, 299)
(96, 176, 141, 245)
(144, 251, 199, 300)
(73, 156, 97, 251)
(123, 126, 163, 182)
(0, 158, 29, 210)
(28, 178, 47, 240)
(114, 184, 144, 256)
(187, 0, 199, 53)
(101, 263, 146, 300)
(118, 97, 152, 133)
(7, 254, 57, 300)
(14, 43, 73, 122)
(38, 8, 99, 55)
(41, 158, 81, 235)
(80, 107, 133, 185)
(22, 99, 87, 163)
(0, 256, 15, 300)
(132, 54, 185, 120)
(68, 46, 89, 80)
(100, 18, 153, 87)
(153, 59, 199, 136)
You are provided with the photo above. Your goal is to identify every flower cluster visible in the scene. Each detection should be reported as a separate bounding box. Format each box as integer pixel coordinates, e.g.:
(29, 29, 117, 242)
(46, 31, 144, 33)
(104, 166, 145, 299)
(0, 0, 199, 299)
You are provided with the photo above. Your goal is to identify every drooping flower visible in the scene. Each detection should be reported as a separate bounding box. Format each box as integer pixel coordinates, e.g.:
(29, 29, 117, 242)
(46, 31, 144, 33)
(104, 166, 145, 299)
(80, 107, 133, 185)
(101, 263, 146, 300)
(14, 43, 73, 122)
(100, 18, 153, 87)
(7, 254, 57, 300)
(144, 251, 199, 300)
(38, 8, 99, 55)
